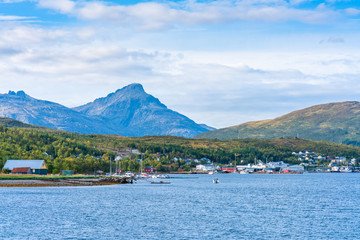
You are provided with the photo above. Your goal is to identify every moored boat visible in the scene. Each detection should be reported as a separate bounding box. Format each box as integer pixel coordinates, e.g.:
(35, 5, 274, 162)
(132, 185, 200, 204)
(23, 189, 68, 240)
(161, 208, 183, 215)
(340, 166, 353, 173)
(151, 181, 171, 184)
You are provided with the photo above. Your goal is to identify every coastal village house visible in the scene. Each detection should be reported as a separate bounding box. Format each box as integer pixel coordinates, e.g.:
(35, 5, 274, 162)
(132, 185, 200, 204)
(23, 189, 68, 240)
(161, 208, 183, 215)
(3, 160, 48, 175)
(196, 164, 215, 172)
(144, 166, 157, 173)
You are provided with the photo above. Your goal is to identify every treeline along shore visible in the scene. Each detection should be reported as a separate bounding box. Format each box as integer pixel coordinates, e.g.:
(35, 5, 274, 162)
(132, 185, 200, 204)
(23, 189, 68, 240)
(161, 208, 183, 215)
(0, 124, 360, 176)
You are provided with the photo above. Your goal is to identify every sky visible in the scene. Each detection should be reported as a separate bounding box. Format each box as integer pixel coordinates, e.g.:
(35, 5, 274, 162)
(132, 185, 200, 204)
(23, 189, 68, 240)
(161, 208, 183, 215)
(1, 0, 360, 129)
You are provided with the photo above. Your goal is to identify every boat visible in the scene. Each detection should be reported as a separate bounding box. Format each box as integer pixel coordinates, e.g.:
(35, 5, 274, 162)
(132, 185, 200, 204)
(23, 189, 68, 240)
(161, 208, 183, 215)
(140, 173, 149, 178)
(159, 174, 170, 179)
(213, 177, 219, 184)
(331, 166, 340, 172)
(340, 166, 353, 173)
(125, 171, 134, 177)
(151, 181, 171, 184)
(239, 170, 249, 174)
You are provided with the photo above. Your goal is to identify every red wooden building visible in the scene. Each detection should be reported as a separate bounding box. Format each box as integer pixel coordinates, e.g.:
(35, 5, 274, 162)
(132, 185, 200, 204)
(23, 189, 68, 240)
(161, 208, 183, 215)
(144, 166, 157, 173)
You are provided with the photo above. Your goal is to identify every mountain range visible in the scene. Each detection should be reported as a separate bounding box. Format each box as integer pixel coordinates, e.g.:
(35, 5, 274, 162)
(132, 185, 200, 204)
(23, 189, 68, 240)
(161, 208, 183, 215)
(3, 85, 360, 144)
(196, 101, 360, 144)
(0, 84, 213, 137)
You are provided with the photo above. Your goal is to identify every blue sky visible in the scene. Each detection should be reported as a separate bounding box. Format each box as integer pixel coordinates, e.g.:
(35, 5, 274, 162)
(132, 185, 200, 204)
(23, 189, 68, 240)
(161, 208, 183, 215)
(1, 0, 360, 128)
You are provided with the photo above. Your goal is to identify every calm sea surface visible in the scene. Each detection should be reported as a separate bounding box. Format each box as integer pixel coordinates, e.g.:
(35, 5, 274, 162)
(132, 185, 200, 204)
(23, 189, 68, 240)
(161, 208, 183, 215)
(1, 173, 360, 240)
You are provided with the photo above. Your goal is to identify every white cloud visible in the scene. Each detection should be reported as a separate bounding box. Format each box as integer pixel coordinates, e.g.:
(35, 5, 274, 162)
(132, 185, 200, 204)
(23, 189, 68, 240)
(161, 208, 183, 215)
(345, 8, 360, 16)
(33, 0, 339, 30)
(0, 23, 359, 128)
(0, 0, 27, 3)
(76, 27, 96, 40)
(0, 25, 68, 43)
(37, 0, 75, 14)
(0, 1, 359, 128)
(289, 0, 313, 5)
(0, 15, 36, 21)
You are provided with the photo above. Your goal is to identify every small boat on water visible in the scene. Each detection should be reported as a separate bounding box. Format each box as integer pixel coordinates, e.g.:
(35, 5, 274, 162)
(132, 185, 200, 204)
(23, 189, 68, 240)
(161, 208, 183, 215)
(151, 174, 170, 178)
(125, 171, 134, 177)
(151, 181, 171, 184)
(159, 174, 170, 179)
(213, 178, 219, 184)
(340, 166, 353, 173)
(239, 170, 249, 174)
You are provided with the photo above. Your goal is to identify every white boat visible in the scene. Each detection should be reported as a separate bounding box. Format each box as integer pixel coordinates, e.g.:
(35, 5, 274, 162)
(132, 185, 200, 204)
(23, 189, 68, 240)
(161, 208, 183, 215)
(159, 174, 170, 179)
(340, 166, 353, 173)
(125, 171, 134, 177)
(140, 173, 149, 178)
(331, 166, 340, 172)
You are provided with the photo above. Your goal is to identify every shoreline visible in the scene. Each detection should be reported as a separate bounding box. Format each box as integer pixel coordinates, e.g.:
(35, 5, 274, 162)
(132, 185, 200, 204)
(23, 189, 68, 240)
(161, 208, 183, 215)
(0, 177, 132, 187)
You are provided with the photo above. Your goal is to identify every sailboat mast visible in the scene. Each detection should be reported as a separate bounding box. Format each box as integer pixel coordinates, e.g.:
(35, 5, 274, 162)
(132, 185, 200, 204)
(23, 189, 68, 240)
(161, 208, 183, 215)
(140, 153, 143, 174)
(109, 157, 112, 175)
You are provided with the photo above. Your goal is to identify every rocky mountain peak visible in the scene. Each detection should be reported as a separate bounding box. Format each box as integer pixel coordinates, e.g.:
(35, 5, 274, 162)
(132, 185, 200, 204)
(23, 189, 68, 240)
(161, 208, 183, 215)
(120, 83, 144, 92)
(0, 84, 213, 138)
(112, 83, 148, 99)
(7, 90, 30, 99)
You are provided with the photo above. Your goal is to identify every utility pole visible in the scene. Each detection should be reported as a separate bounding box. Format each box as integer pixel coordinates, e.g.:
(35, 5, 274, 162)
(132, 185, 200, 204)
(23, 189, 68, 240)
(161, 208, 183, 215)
(234, 153, 239, 172)
(140, 153, 143, 174)
(115, 158, 118, 175)
(109, 157, 112, 175)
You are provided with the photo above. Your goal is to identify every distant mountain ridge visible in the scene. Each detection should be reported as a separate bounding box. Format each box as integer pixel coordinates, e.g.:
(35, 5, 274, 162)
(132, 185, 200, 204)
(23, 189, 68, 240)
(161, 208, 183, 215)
(0, 84, 213, 137)
(0, 90, 111, 134)
(196, 101, 360, 144)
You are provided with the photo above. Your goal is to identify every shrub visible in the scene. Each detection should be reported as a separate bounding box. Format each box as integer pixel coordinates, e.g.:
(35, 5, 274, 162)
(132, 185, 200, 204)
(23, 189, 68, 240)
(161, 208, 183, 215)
(2, 168, 11, 174)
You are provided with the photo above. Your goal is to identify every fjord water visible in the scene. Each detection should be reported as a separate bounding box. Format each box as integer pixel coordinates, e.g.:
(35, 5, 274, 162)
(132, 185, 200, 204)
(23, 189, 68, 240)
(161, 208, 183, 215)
(1, 174, 360, 240)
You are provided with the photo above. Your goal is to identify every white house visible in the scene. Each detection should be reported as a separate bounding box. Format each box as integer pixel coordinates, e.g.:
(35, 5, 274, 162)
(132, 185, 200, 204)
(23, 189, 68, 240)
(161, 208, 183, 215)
(266, 161, 289, 170)
(336, 157, 347, 163)
(285, 165, 305, 173)
(196, 164, 215, 172)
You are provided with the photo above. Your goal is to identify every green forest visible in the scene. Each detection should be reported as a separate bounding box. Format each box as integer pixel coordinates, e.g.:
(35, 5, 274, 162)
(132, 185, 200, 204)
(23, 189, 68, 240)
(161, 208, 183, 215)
(1, 124, 360, 174)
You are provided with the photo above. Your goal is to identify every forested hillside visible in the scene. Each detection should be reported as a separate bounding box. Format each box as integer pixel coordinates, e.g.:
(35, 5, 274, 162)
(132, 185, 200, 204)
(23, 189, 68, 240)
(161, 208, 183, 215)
(0, 118, 46, 129)
(1, 123, 360, 173)
(197, 101, 360, 145)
